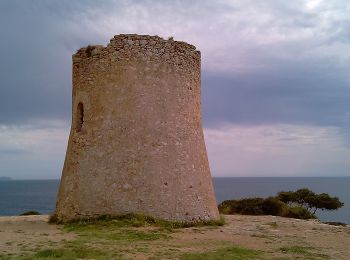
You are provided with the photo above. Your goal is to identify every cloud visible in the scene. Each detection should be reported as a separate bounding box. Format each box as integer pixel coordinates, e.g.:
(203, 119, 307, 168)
(1, 0, 349, 125)
(202, 69, 350, 130)
(204, 123, 350, 176)
(0, 120, 69, 179)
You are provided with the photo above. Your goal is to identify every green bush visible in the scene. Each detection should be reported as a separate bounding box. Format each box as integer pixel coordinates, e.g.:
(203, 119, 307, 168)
(218, 198, 317, 219)
(277, 188, 344, 214)
(218, 198, 264, 215)
(283, 206, 316, 219)
(262, 197, 287, 216)
(218, 197, 287, 216)
(20, 210, 40, 216)
(219, 188, 343, 221)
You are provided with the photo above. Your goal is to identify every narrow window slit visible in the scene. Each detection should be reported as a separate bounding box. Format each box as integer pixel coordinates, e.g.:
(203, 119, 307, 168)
(76, 102, 84, 132)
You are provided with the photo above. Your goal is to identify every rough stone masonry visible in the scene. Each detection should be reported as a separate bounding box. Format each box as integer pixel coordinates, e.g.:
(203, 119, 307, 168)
(54, 34, 220, 222)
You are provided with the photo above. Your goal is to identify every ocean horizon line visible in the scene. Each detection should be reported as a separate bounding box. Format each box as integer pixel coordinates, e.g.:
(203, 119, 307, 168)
(1, 176, 350, 181)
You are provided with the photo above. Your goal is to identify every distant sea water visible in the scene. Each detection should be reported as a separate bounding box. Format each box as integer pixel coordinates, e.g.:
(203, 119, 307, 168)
(0, 177, 349, 224)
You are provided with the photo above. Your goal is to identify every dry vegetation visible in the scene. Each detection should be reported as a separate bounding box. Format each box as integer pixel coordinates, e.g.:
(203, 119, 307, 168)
(0, 214, 349, 259)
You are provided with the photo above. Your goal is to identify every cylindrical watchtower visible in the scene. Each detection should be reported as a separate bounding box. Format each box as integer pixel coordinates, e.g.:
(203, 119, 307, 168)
(54, 34, 219, 222)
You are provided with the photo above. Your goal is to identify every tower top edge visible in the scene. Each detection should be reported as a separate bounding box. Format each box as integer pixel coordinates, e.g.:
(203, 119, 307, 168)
(73, 34, 199, 60)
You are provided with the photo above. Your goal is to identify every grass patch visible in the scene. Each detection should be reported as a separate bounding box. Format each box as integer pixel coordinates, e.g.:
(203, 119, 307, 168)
(106, 229, 168, 241)
(32, 247, 116, 259)
(60, 214, 206, 246)
(180, 245, 264, 259)
(62, 213, 225, 231)
(280, 246, 329, 259)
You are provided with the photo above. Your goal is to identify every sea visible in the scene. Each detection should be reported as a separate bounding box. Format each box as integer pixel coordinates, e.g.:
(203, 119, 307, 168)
(0, 177, 349, 224)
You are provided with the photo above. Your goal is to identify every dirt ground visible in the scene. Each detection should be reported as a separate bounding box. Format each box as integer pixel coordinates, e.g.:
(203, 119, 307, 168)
(0, 214, 349, 259)
(0, 215, 75, 256)
(173, 215, 350, 259)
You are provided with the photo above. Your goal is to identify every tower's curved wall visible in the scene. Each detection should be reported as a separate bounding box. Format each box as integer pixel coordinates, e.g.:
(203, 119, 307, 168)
(55, 34, 219, 222)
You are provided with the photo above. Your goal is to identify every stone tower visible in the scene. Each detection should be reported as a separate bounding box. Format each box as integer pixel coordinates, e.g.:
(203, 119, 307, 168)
(54, 34, 219, 222)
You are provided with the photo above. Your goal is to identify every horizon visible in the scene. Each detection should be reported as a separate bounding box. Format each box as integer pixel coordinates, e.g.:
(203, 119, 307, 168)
(2, 176, 350, 181)
(1, 1, 350, 179)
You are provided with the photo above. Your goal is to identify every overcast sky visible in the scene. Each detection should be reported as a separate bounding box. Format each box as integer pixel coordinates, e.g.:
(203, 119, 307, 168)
(1, 0, 350, 179)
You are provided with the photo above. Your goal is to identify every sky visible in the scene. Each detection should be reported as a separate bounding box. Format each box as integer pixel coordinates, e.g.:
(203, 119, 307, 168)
(0, 0, 350, 179)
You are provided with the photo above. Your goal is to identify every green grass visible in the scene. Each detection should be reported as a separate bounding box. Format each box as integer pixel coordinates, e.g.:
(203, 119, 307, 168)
(61, 214, 175, 245)
(35, 248, 101, 258)
(57, 214, 225, 251)
(180, 246, 264, 259)
(280, 246, 330, 259)
(62, 213, 225, 232)
(106, 229, 168, 241)
(63, 217, 170, 241)
(29, 247, 120, 260)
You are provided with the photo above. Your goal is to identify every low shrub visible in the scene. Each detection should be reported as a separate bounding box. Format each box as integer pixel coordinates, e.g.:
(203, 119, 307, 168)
(219, 197, 317, 220)
(284, 206, 316, 219)
(262, 197, 287, 216)
(218, 197, 287, 216)
(20, 210, 40, 216)
(218, 198, 263, 215)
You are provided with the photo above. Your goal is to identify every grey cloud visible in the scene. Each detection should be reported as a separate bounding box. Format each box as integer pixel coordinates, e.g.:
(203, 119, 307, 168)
(202, 62, 350, 129)
(0, 148, 30, 155)
(0, 0, 349, 132)
(0, 0, 115, 124)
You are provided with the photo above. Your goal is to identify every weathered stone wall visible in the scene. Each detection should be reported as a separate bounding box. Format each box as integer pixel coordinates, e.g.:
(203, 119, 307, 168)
(55, 34, 219, 222)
